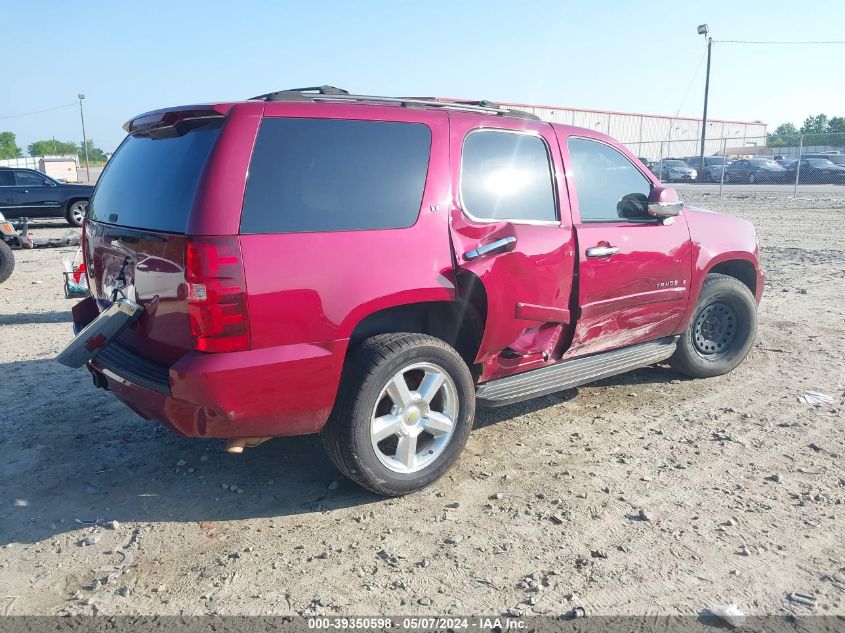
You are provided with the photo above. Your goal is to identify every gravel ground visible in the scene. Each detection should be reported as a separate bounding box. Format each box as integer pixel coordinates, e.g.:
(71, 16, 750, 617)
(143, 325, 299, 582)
(0, 192, 843, 618)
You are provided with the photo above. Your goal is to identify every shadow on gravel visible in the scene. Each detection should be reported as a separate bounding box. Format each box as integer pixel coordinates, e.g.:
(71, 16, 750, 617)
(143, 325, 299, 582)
(0, 311, 72, 326)
(0, 358, 379, 547)
(474, 363, 684, 429)
(1, 357, 685, 546)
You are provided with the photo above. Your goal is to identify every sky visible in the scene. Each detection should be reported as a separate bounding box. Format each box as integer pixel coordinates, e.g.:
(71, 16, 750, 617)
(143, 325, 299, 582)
(3, 0, 844, 154)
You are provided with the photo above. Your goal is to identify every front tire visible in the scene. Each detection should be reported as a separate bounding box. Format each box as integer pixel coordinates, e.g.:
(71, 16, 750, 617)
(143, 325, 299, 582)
(670, 273, 757, 378)
(66, 200, 88, 227)
(0, 240, 14, 284)
(322, 333, 475, 496)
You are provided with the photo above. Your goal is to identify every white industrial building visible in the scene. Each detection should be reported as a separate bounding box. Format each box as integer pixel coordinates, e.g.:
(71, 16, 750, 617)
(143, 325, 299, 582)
(499, 100, 767, 160)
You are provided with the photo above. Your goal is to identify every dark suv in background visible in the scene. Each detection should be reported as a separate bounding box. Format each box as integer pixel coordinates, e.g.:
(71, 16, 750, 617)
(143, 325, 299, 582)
(0, 167, 93, 226)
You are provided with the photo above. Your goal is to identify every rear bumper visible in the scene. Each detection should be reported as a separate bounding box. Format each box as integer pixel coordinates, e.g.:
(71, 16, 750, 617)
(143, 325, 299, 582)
(73, 302, 346, 437)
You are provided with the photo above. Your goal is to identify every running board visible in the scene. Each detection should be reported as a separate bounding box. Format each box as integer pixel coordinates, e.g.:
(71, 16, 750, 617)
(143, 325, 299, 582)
(476, 337, 678, 407)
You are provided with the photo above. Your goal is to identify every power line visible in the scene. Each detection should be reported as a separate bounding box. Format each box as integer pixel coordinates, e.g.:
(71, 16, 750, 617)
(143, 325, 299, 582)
(0, 102, 76, 120)
(715, 39, 845, 45)
(673, 48, 708, 118)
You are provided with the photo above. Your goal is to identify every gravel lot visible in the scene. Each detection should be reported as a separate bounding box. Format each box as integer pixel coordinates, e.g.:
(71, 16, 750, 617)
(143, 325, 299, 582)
(0, 192, 843, 618)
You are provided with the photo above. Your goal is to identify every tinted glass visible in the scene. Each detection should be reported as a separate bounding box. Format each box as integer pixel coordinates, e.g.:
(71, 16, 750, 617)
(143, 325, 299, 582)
(0, 171, 13, 186)
(89, 119, 222, 233)
(241, 118, 431, 234)
(568, 138, 652, 222)
(15, 170, 46, 186)
(461, 131, 556, 222)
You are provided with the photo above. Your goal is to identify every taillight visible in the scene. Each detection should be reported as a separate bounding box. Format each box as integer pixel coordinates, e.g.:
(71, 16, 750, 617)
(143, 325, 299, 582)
(185, 236, 250, 353)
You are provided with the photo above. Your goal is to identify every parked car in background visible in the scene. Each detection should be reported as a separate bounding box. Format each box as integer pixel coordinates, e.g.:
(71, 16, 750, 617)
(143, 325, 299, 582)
(723, 158, 786, 184)
(58, 87, 763, 496)
(803, 152, 845, 167)
(0, 167, 93, 226)
(782, 158, 845, 184)
(682, 156, 732, 182)
(654, 159, 697, 182)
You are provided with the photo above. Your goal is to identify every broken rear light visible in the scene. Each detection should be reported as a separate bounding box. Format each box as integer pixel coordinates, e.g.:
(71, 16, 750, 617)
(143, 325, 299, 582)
(185, 236, 250, 353)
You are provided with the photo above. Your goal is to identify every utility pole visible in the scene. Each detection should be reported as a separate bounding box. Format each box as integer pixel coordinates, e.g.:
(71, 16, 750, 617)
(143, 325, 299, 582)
(697, 24, 712, 174)
(78, 93, 91, 183)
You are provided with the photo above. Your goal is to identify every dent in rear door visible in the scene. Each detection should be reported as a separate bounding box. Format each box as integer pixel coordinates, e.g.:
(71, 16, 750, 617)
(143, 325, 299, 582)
(447, 115, 576, 379)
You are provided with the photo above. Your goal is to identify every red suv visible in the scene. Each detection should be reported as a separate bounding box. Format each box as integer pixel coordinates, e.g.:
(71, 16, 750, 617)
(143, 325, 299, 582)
(60, 87, 764, 496)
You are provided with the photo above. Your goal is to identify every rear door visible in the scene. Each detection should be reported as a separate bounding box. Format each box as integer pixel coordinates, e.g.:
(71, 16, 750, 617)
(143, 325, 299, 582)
(84, 114, 228, 365)
(447, 113, 575, 378)
(559, 133, 692, 358)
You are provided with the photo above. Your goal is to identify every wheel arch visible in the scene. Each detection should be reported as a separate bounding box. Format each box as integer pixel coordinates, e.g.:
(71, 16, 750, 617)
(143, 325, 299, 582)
(707, 258, 757, 296)
(347, 276, 487, 373)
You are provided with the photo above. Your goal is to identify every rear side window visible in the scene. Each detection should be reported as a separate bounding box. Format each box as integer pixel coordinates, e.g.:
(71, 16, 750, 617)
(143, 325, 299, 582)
(89, 119, 222, 233)
(240, 118, 432, 234)
(460, 130, 557, 222)
(0, 171, 13, 186)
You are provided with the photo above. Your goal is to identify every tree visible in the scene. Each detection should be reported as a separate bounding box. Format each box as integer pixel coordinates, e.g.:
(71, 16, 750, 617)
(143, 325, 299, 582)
(800, 114, 829, 135)
(27, 139, 79, 157)
(80, 139, 107, 163)
(0, 131, 22, 159)
(828, 117, 845, 135)
(767, 122, 799, 147)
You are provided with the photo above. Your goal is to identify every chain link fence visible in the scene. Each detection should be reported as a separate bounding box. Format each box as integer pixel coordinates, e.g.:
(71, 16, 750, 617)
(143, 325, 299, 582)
(630, 132, 845, 195)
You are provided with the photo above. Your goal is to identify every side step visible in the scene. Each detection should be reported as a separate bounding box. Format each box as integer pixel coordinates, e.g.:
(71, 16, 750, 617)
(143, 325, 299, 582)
(476, 337, 678, 407)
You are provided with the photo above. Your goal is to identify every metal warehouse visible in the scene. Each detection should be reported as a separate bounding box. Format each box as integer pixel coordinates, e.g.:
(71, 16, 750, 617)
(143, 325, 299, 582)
(492, 100, 767, 160)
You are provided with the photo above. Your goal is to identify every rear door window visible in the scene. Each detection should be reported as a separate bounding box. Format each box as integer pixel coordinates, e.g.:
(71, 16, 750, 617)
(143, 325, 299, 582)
(567, 138, 652, 222)
(88, 119, 222, 233)
(240, 118, 432, 234)
(460, 130, 557, 222)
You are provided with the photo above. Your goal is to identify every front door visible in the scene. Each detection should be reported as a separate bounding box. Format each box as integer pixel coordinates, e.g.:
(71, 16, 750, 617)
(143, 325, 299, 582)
(559, 134, 692, 358)
(447, 113, 576, 381)
(14, 169, 62, 215)
(0, 169, 17, 216)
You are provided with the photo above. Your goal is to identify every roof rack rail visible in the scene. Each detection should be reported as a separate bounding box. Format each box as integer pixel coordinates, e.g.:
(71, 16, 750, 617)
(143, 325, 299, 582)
(248, 87, 540, 121)
(250, 85, 350, 101)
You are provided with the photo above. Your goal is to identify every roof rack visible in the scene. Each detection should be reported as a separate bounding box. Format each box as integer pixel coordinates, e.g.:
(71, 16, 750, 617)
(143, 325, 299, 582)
(248, 85, 541, 121)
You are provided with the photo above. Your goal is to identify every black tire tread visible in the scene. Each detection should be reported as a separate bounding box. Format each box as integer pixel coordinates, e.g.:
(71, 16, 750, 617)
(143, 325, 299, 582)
(0, 240, 14, 285)
(670, 273, 756, 378)
(322, 332, 471, 496)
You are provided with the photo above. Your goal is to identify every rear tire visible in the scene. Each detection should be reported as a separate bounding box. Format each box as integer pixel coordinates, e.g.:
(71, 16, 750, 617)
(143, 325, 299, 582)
(0, 240, 15, 285)
(66, 200, 88, 227)
(322, 333, 475, 496)
(670, 273, 757, 378)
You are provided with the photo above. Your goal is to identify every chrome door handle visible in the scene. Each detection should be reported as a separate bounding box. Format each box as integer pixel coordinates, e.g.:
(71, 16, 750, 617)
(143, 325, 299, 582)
(585, 245, 619, 258)
(464, 236, 517, 261)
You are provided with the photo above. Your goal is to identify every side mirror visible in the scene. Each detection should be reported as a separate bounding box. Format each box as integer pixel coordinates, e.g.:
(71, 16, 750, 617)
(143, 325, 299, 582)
(43, 179, 55, 187)
(648, 186, 683, 218)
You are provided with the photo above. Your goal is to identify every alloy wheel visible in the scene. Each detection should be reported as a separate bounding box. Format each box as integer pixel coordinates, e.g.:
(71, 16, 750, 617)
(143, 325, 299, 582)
(70, 201, 88, 225)
(369, 362, 458, 474)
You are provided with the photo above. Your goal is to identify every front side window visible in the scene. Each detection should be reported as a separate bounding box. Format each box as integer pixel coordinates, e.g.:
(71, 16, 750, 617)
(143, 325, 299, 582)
(15, 170, 46, 186)
(460, 130, 557, 222)
(241, 118, 432, 234)
(567, 138, 652, 222)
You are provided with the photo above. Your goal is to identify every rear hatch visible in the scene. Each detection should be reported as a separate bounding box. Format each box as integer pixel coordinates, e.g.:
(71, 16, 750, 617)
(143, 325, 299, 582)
(85, 114, 243, 366)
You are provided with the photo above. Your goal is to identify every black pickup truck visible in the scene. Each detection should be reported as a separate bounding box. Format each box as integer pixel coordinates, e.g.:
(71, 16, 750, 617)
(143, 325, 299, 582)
(0, 167, 94, 226)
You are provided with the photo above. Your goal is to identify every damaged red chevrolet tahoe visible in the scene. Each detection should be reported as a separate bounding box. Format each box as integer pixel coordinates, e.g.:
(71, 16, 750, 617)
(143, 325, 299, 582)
(60, 87, 764, 496)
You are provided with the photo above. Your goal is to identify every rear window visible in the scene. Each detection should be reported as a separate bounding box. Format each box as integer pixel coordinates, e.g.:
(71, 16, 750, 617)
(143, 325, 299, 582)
(240, 118, 431, 234)
(88, 119, 222, 233)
